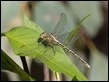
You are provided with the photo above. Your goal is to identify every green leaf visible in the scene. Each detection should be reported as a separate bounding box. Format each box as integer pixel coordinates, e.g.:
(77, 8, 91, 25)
(71, 76, 79, 81)
(2, 15, 89, 81)
(1, 49, 34, 81)
(24, 15, 43, 33)
(3, 27, 88, 81)
(65, 14, 91, 45)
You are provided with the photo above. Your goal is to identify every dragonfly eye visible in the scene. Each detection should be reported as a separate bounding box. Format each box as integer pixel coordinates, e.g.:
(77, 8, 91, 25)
(37, 38, 43, 43)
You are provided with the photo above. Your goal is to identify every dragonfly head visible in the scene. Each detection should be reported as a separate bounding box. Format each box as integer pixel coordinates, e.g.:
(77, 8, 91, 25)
(40, 32, 49, 38)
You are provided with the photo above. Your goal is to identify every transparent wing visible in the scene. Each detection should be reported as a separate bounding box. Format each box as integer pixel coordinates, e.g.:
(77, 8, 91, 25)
(53, 13, 67, 36)
(67, 26, 86, 44)
(56, 14, 90, 45)
(18, 42, 39, 56)
(57, 26, 86, 45)
(18, 42, 56, 59)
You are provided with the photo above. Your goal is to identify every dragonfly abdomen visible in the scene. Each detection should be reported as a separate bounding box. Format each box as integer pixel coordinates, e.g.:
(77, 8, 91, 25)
(57, 41, 90, 68)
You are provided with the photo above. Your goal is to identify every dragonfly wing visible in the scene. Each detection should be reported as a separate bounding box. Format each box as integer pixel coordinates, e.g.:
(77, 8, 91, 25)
(53, 13, 67, 36)
(53, 13, 86, 46)
(18, 43, 39, 56)
(57, 32, 69, 44)
(57, 26, 86, 45)
(68, 26, 86, 43)
(19, 42, 56, 59)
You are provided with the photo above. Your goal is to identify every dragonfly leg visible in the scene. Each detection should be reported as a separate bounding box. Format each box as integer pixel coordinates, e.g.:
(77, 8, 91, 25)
(49, 45, 55, 54)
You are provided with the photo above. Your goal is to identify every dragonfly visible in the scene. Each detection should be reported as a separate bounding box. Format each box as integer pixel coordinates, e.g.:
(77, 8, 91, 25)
(37, 13, 90, 69)
(20, 13, 90, 69)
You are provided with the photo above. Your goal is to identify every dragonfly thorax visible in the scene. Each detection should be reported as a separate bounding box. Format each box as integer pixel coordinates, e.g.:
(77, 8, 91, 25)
(37, 32, 58, 46)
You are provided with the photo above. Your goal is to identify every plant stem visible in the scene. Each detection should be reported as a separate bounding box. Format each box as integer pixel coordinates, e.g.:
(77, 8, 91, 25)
(20, 56, 30, 75)
(44, 65, 50, 81)
(55, 72, 61, 81)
